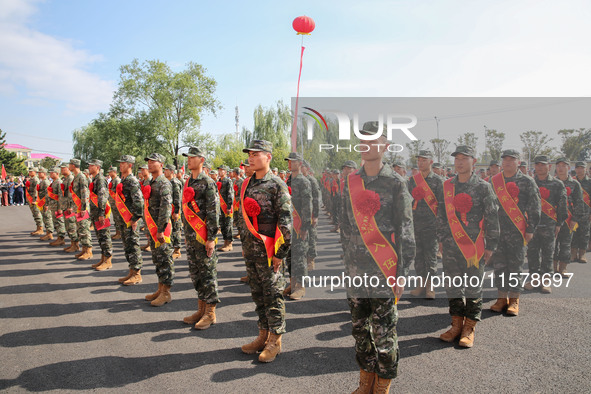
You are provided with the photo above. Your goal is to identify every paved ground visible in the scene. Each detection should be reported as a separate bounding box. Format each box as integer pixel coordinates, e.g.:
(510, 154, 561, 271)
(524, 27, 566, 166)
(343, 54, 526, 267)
(1, 205, 590, 393)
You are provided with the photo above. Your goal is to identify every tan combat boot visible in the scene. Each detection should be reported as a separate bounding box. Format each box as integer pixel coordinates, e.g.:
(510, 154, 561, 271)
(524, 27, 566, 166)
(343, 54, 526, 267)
(241, 329, 269, 354)
(283, 280, 292, 297)
(95, 256, 112, 271)
(141, 243, 151, 251)
(183, 300, 206, 325)
(409, 278, 425, 297)
(372, 376, 392, 394)
(30, 225, 44, 236)
(122, 270, 142, 285)
(239, 275, 249, 283)
(218, 240, 233, 252)
(578, 249, 587, 264)
(194, 303, 217, 330)
(307, 257, 315, 271)
(558, 262, 568, 277)
(91, 254, 105, 269)
(259, 333, 281, 362)
(64, 241, 79, 253)
(50, 236, 65, 246)
(112, 229, 121, 240)
(571, 248, 579, 263)
(506, 293, 520, 316)
(425, 278, 435, 300)
(439, 315, 464, 342)
(40, 231, 54, 241)
(151, 284, 171, 306)
(290, 282, 305, 300)
(172, 247, 182, 259)
(458, 318, 477, 348)
(118, 268, 133, 283)
(352, 369, 375, 394)
(77, 246, 93, 260)
(490, 291, 509, 313)
(145, 283, 162, 301)
(74, 246, 85, 258)
(553, 260, 558, 273)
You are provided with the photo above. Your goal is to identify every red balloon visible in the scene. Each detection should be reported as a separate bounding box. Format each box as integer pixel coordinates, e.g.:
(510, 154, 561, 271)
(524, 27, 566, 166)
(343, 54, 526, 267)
(293, 15, 315, 35)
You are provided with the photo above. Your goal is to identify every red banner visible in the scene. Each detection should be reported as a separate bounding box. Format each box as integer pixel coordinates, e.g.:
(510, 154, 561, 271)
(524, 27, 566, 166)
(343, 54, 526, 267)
(114, 189, 133, 227)
(412, 173, 438, 216)
(541, 198, 557, 221)
(89, 186, 111, 218)
(144, 195, 171, 248)
(69, 184, 83, 213)
(182, 180, 214, 245)
(492, 173, 526, 244)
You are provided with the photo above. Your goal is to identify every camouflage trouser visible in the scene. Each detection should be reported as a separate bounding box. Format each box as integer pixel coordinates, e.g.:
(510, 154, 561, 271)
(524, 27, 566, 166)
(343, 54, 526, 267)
(91, 216, 112, 257)
(554, 223, 574, 263)
(149, 238, 175, 286)
(347, 296, 399, 380)
(219, 213, 233, 241)
(171, 217, 182, 249)
(490, 236, 526, 293)
(441, 241, 485, 321)
(77, 217, 92, 248)
(286, 232, 308, 283)
(41, 207, 54, 233)
(331, 195, 340, 226)
(111, 206, 125, 233)
(571, 219, 590, 250)
(413, 226, 438, 278)
(245, 257, 286, 335)
(121, 223, 142, 270)
(50, 208, 66, 238)
(186, 238, 219, 304)
(307, 223, 318, 259)
(527, 226, 556, 275)
(64, 214, 78, 242)
(29, 204, 43, 227)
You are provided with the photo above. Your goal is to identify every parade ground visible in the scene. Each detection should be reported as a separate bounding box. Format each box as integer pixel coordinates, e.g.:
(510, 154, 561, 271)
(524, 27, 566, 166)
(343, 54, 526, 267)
(1, 205, 590, 393)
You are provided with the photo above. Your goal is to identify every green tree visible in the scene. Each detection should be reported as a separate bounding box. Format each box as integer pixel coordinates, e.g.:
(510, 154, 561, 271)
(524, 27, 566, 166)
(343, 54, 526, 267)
(456, 132, 478, 155)
(485, 129, 505, 162)
(405, 140, 426, 168)
(558, 128, 591, 160)
(39, 157, 60, 170)
(520, 130, 553, 164)
(0, 129, 27, 175)
(430, 138, 451, 166)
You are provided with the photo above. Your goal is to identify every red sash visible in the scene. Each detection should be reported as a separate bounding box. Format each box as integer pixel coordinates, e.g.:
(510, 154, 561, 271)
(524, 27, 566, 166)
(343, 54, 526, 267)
(443, 179, 485, 268)
(412, 173, 438, 216)
(218, 181, 233, 217)
(144, 195, 172, 248)
(583, 189, 591, 208)
(566, 208, 579, 233)
(541, 198, 557, 221)
(348, 173, 399, 300)
(492, 173, 526, 244)
(25, 189, 37, 207)
(68, 183, 84, 213)
(47, 186, 59, 201)
(182, 180, 214, 245)
(340, 177, 345, 196)
(114, 189, 133, 227)
(89, 187, 111, 218)
(240, 176, 285, 267)
(293, 207, 302, 236)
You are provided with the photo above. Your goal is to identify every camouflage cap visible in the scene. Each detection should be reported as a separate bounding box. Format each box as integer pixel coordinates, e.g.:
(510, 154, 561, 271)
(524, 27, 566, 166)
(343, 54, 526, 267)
(575, 161, 586, 168)
(29, 167, 39, 172)
(451, 145, 476, 158)
(144, 153, 165, 163)
(284, 152, 303, 161)
(393, 161, 406, 169)
(342, 160, 358, 169)
(88, 159, 103, 167)
(182, 146, 206, 158)
(138, 164, 148, 170)
(164, 164, 176, 172)
(108, 166, 118, 173)
(416, 150, 434, 159)
(83, 169, 90, 174)
(203, 161, 212, 169)
(501, 149, 520, 159)
(279, 170, 286, 174)
(69, 158, 81, 167)
(332, 169, 340, 174)
(359, 121, 386, 138)
(38, 167, 47, 173)
(241, 162, 249, 167)
(555, 157, 570, 165)
(218, 165, 230, 171)
(432, 162, 442, 169)
(534, 155, 549, 164)
(272, 167, 278, 171)
(302, 160, 311, 168)
(243, 139, 272, 153)
(116, 155, 136, 164)
(519, 161, 527, 167)
(233, 168, 240, 173)
(60, 162, 69, 168)
(489, 160, 500, 166)
(50, 166, 60, 173)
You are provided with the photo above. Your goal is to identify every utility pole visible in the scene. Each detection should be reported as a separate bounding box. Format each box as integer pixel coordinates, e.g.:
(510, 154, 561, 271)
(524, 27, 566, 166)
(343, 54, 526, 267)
(434, 116, 440, 162)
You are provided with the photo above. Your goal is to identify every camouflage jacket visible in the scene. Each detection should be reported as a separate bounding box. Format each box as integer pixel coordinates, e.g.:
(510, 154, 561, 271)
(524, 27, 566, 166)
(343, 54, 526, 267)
(490, 171, 540, 235)
(234, 178, 244, 203)
(534, 174, 568, 227)
(557, 175, 587, 223)
(89, 171, 108, 218)
(108, 176, 121, 208)
(37, 178, 50, 202)
(289, 173, 312, 233)
(340, 164, 416, 277)
(27, 176, 39, 200)
(182, 171, 219, 241)
(146, 174, 172, 233)
(218, 176, 234, 210)
(60, 174, 74, 211)
(239, 170, 291, 260)
(437, 172, 500, 251)
(407, 171, 444, 230)
(305, 174, 321, 218)
(72, 171, 89, 211)
(120, 173, 144, 222)
(575, 175, 591, 217)
(170, 177, 182, 215)
(48, 178, 62, 210)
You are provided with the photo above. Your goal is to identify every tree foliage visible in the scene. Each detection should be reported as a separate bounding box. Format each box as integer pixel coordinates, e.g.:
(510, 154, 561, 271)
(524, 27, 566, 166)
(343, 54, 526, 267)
(0, 129, 27, 175)
(520, 130, 553, 163)
(485, 129, 505, 162)
(405, 140, 426, 168)
(558, 128, 591, 161)
(430, 138, 451, 165)
(456, 132, 479, 155)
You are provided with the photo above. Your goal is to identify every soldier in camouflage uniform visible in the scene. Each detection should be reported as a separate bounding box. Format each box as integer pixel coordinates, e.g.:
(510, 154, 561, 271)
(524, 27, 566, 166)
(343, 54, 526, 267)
(47, 167, 67, 246)
(60, 163, 80, 253)
(436, 145, 499, 348)
(142, 153, 175, 307)
(329, 169, 342, 232)
(26, 167, 44, 235)
(87, 159, 113, 271)
(525, 155, 567, 294)
(239, 140, 291, 363)
(115, 155, 144, 286)
(408, 150, 444, 300)
(237, 163, 255, 284)
(180, 147, 221, 330)
(488, 149, 540, 316)
(340, 122, 415, 393)
(302, 160, 320, 271)
(283, 152, 312, 300)
(108, 167, 124, 241)
(571, 161, 591, 263)
(553, 157, 586, 276)
(392, 162, 407, 178)
(138, 164, 152, 252)
(36, 167, 55, 241)
(217, 165, 234, 252)
(68, 159, 93, 260)
(165, 164, 183, 259)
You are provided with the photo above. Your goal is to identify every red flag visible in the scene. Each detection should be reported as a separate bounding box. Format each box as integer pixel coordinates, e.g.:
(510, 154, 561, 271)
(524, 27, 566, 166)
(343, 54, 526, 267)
(1, 164, 6, 181)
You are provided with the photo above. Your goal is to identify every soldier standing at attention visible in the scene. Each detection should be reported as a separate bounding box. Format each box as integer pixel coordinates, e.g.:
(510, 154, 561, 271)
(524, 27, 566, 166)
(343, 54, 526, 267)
(330, 169, 341, 232)
(302, 160, 320, 271)
(47, 167, 67, 246)
(524, 156, 567, 293)
(180, 147, 221, 330)
(142, 153, 175, 307)
(69, 159, 93, 261)
(108, 167, 123, 241)
(437, 146, 499, 348)
(408, 150, 444, 300)
(37, 167, 55, 241)
(60, 163, 80, 253)
(138, 164, 152, 252)
(26, 167, 44, 235)
(571, 161, 591, 263)
(115, 155, 144, 286)
(488, 150, 540, 316)
(237, 163, 255, 284)
(239, 140, 291, 363)
(341, 122, 415, 394)
(217, 165, 234, 252)
(164, 164, 183, 260)
(87, 159, 113, 271)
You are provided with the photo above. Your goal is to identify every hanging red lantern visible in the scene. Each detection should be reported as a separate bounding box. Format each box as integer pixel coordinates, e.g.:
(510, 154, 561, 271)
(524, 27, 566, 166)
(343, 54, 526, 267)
(293, 15, 315, 35)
